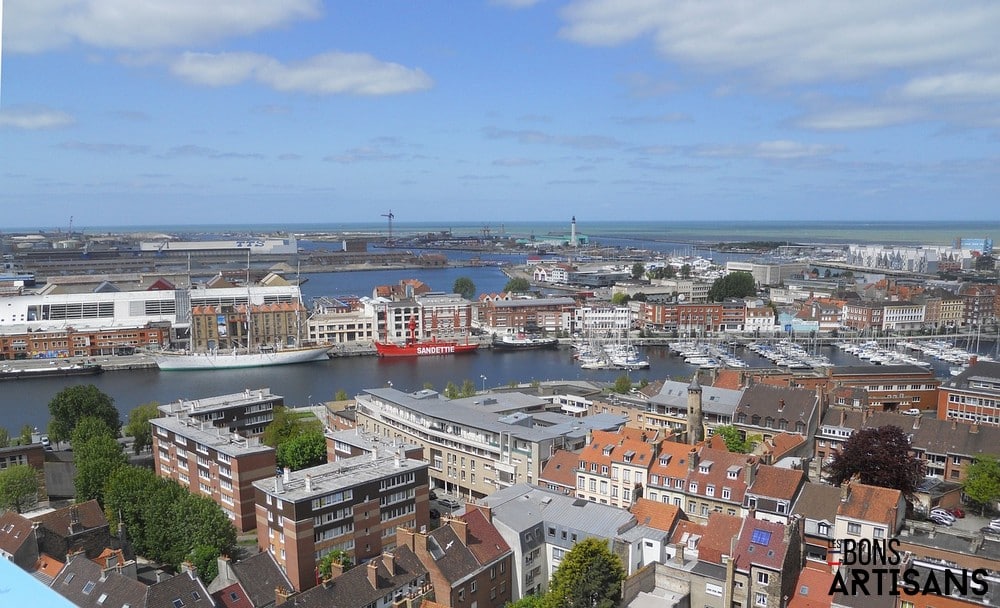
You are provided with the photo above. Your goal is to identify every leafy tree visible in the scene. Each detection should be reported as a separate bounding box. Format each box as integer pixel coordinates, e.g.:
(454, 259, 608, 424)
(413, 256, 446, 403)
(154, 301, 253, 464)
(73, 419, 128, 505)
(680, 264, 692, 278)
(824, 425, 925, 498)
(713, 425, 750, 454)
(639, 379, 649, 389)
(262, 406, 322, 448)
(460, 379, 476, 397)
(504, 277, 531, 293)
(631, 262, 645, 280)
(544, 537, 625, 608)
(612, 375, 632, 394)
(187, 545, 221, 583)
(611, 292, 630, 305)
(104, 466, 161, 555)
(631, 292, 647, 302)
(964, 454, 1000, 515)
(47, 384, 120, 444)
(277, 429, 327, 471)
(18, 425, 34, 446)
(0, 427, 9, 448)
(0, 464, 40, 513)
(708, 271, 756, 301)
(508, 595, 546, 608)
(124, 402, 160, 455)
(444, 381, 460, 399)
(453, 277, 476, 299)
(422, 382, 435, 391)
(318, 550, 353, 579)
(334, 389, 349, 401)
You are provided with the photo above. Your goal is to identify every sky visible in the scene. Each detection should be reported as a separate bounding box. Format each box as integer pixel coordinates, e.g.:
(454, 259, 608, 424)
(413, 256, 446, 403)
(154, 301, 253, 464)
(0, 0, 999, 229)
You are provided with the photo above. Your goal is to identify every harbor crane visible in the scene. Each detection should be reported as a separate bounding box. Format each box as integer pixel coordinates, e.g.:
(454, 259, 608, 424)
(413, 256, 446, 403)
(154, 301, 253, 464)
(381, 209, 395, 241)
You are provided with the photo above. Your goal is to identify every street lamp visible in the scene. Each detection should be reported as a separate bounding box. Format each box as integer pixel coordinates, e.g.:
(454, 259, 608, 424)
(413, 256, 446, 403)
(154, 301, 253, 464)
(480, 374, 487, 392)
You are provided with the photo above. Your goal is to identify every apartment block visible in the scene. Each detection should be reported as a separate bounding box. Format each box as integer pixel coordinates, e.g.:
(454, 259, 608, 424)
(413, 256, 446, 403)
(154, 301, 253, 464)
(937, 360, 1000, 426)
(151, 414, 276, 532)
(157, 387, 284, 437)
(354, 387, 626, 499)
(477, 297, 576, 334)
(573, 428, 661, 509)
(252, 450, 430, 592)
(378, 293, 474, 342)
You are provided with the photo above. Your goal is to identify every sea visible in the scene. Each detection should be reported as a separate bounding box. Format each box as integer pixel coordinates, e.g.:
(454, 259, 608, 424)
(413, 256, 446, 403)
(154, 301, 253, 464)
(2, 221, 997, 434)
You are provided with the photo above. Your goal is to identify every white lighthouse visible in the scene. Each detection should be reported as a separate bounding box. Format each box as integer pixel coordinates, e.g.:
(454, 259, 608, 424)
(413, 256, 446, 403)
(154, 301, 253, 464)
(570, 216, 578, 248)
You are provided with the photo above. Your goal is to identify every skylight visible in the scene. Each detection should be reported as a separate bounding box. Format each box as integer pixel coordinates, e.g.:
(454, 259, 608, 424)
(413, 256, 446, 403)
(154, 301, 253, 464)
(82, 581, 96, 595)
(751, 529, 772, 546)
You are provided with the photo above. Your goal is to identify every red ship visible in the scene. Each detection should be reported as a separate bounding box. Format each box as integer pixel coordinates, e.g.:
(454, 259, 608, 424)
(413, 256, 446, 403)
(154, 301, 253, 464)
(374, 317, 479, 357)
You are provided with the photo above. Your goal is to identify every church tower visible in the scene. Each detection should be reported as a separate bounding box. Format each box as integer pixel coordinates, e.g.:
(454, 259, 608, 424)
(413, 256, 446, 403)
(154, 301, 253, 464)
(687, 373, 704, 445)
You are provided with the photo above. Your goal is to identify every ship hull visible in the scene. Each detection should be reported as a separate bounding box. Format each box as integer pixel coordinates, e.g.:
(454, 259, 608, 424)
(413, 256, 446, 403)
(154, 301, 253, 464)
(491, 336, 559, 351)
(0, 364, 103, 381)
(154, 346, 331, 371)
(374, 341, 478, 357)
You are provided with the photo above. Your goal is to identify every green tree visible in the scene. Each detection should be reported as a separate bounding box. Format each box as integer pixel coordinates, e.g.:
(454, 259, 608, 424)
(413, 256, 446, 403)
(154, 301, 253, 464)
(708, 271, 757, 302)
(262, 406, 322, 448)
(423, 382, 435, 391)
(0, 427, 9, 448)
(104, 466, 161, 556)
(631, 262, 645, 280)
(611, 292, 630, 306)
(123, 402, 160, 455)
(453, 277, 476, 299)
(187, 545, 221, 584)
(47, 384, 120, 444)
(18, 425, 34, 446)
(713, 425, 750, 454)
(444, 381, 460, 399)
(964, 454, 1000, 515)
(825, 425, 925, 498)
(460, 379, 477, 397)
(508, 595, 546, 608)
(334, 389, 349, 401)
(612, 374, 632, 394)
(72, 417, 128, 505)
(318, 550, 353, 579)
(277, 429, 327, 471)
(680, 264, 692, 278)
(0, 464, 40, 513)
(544, 537, 625, 608)
(504, 277, 531, 293)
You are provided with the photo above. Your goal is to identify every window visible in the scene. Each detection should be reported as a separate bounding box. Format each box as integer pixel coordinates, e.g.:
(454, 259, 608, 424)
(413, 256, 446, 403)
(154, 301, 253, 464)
(548, 527, 555, 537)
(817, 523, 829, 536)
(755, 592, 768, 607)
(722, 488, 731, 500)
(491, 566, 497, 579)
(471, 581, 477, 592)
(459, 589, 465, 602)
(758, 572, 770, 585)
(172, 600, 185, 608)
(847, 522, 861, 535)
(873, 527, 885, 538)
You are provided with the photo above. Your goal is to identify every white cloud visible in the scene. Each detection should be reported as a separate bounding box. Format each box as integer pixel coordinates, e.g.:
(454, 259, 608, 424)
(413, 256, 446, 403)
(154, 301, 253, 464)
(694, 140, 837, 160)
(490, 0, 543, 7)
(899, 72, 1000, 101)
(169, 51, 433, 95)
(5, 0, 322, 52)
(493, 158, 541, 167)
(559, 1, 1000, 85)
(795, 106, 924, 131)
(0, 106, 75, 129)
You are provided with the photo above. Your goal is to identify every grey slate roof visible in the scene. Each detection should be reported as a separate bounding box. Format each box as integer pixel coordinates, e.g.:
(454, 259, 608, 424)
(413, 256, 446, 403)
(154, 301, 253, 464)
(426, 525, 480, 585)
(734, 384, 818, 428)
(480, 483, 636, 538)
(51, 553, 147, 608)
(230, 552, 292, 608)
(292, 546, 427, 608)
(145, 571, 215, 608)
(649, 381, 742, 417)
(863, 410, 1000, 458)
(792, 482, 841, 524)
(941, 360, 1000, 392)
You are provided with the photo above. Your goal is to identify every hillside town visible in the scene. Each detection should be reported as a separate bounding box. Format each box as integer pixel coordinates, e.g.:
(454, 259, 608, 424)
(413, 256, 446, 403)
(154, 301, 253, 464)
(1, 227, 1000, 608)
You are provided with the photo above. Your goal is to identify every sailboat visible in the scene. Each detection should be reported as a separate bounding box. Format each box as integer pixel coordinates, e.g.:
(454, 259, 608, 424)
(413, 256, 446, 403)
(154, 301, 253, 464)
(154, 261, 330, 371)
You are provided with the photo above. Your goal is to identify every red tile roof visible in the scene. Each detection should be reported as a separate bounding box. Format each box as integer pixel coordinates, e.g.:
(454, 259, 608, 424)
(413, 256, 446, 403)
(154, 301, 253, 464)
(698, 513, 743, 565)
(836, 482, 903, 527)
(630, 499, 681, 533)
(459, 508, 511, 565)
(748, 466, 806, 502)
(733, 517, 790, 572)
(787, 565, 835, 608)
(539, 450, 580, 490)
(713, 369, 744, 390)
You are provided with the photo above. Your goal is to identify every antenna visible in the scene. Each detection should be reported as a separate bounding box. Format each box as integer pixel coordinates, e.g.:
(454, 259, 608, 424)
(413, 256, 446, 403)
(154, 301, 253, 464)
(381, 209, 395, 241)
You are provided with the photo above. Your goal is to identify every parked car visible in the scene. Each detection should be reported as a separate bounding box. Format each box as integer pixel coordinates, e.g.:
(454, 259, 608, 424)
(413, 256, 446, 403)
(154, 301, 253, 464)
(429, 490, 438, 500)
(948, 507, 965, 518)
(429, 509, 441, 520)
(901, 408, 921, 416)
(929, 508, 956, 522)
(438, 497, 462, 510)
(983, 524, 1000, 535)
(40, 436, 52, 450)
(928, 513, 953, 526)
(990, 518, 1000, 529)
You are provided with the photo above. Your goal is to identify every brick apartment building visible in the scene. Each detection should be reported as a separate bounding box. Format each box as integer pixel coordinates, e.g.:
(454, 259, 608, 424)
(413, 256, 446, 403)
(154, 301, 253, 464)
(157, 387, 284, 437)
(252, 450, 430, 592)
(151, 414, 277, 532)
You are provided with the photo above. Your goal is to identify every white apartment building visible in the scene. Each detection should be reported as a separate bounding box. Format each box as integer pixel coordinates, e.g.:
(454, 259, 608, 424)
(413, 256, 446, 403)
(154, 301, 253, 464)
(573, 304, 633, 334)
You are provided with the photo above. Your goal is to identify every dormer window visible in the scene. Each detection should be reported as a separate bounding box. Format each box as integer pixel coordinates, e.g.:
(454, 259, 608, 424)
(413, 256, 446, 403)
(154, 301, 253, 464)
(689, 481, 698, 493)
(623, 450, 635, 464)
(727, 465, 741, 480)
(751, 415, 761, 426)
(579, 460, 586, 470)
(764, 417, 774, 429)
(699, 461, 713, 474)
(603, 445, 613, 456)
(659, 455, 670, 466)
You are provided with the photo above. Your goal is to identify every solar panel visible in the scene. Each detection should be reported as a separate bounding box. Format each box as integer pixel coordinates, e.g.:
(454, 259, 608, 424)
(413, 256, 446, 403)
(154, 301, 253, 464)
(751, 529, 772, 546)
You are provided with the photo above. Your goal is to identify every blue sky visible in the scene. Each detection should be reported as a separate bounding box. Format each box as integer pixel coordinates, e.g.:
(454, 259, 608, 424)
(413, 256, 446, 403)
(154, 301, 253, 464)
(1, 1, 998, 229)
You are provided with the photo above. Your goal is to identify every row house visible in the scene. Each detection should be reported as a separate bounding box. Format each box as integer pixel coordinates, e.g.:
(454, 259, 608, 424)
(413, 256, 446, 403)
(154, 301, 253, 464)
(791, 481, 841, 565)
(289, 544, 430, 608)
(639, 302, 725, 334)
(252, 450, 430, 592)
(190, 301, 309, 352)
(156, 387, 284, 437)
(743, 466, 807, 524)
(478, 297, 576, 334)
(732, 384, 821, 445)
(937, 360, 1000, 426)
(721, 300, 747, 332)
(573, 428, 661, 508)
(0, 323, 168, 359)
(307, 299, 378, 345)
(354, 387, 625, 499)
(596, 379, 741, 439)
(959, 284, 998, 326)
(378, 293, 475, 342)
(834, 479, 906, 543)
(645, 442, 756, 523)
(151, 413, 277, 532)
(745, 305, 777, 334)
(398, 509, 513, 608)
(841, 302, 925, 332)
(914, 294, 965, 329)
(795, 299, 841, 333)
(531, 264, 574, 285)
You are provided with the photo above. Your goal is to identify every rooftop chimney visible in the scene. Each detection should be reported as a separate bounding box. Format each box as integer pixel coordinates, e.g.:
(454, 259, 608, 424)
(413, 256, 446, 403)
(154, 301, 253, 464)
(382, 551, 396, 574)
(275, 472, 284, 494)
(744, 458, 756, 487)
(276, 586, 294, 606)
(913, 415, 921, 430)
(778, 399, 785, 412)
(687, 448, 699, 471)
(305, 474, 312, 493)
(450, 517, 469, 545)
(283, 467, 291, 484)
(367, 559, 379, 589)
(971, 424, 980, 434)
(217, 555, 235, 583)
(69, 505, 82, 534)
(673, 543, 685, 564)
